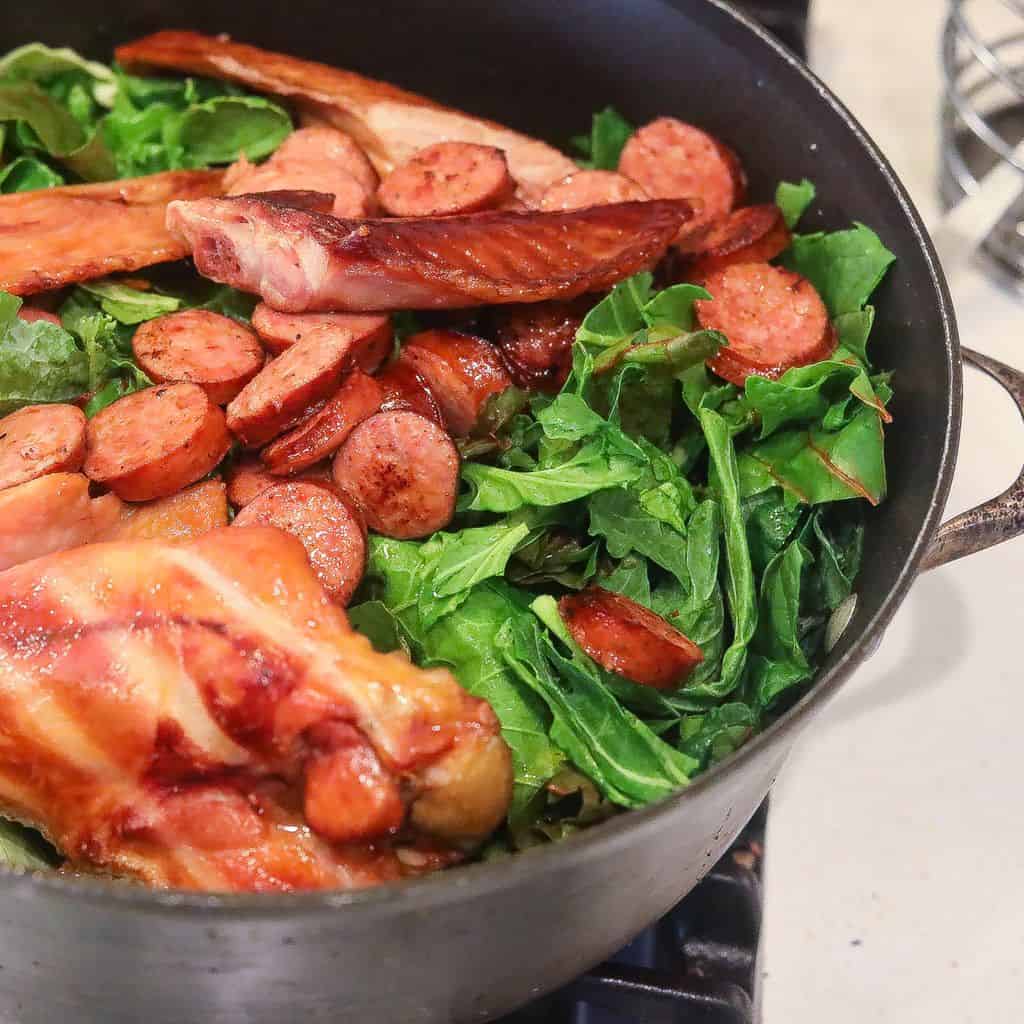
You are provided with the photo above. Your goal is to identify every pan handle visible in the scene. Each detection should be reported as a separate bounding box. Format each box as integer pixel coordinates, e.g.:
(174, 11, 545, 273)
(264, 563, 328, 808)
(921, 348, 1024, 571)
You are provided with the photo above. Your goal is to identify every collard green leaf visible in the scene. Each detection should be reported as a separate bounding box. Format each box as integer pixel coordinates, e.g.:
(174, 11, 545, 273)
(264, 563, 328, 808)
(680, 703, 756, 767)
(834, 306, 875, 365)
(739, 404, 887, 506)
(78, 280, 182, 325)
(0, 155, 63, 192)
(570, 106, 634, 170)
(783, 224, 895, 316)
(774, 178, 816, 229)
(804, 508, 864, 613)
(600, 554, 651, 606)
(0, 291, 88, 414)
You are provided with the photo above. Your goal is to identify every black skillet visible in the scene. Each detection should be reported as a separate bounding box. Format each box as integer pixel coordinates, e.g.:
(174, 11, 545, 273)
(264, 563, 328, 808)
(1, 1, 1022, 1021)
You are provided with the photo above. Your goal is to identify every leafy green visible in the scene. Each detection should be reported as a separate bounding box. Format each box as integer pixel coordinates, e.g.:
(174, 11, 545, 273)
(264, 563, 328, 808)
(0, 155, 63, 192)
(570, 106, 634, 170)
(834, 306, 876, 365)
(0, 818, 58, 871)
(78, 280, 182, 325)
(680, 703, 756, 767)
(0, 43, 115, 99)
(775, 178, 816, 229)
(162, 95, 292, 166)
(783, 224, 896, 317)
(0, 291, 87, 414)
(428, 521, 532, 597)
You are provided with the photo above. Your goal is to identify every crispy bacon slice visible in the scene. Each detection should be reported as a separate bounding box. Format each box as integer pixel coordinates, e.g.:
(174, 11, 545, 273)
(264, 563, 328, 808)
(116, 31, 577, 194)
(0, 170, 225, 295)
(0, 526, 511, 891)
(166, 194, 695, 311)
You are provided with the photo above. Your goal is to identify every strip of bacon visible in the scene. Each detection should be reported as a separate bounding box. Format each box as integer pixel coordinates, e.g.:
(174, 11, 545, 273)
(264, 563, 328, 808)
(115, 31, 577, 195)
(166, 193, 695, 311)
(0, 526, 511, 890)
(0, 170, 225, 295)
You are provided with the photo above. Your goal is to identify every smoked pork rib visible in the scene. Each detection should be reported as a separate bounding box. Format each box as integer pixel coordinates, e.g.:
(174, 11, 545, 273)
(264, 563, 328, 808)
(166, 194, 696, 311)
(116, 31, 577, 194)
(0, 526, 511, 891)
(0, 169, 225, 295)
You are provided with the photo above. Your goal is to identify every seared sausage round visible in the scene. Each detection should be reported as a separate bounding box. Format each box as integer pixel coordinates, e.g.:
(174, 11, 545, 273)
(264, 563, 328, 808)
(399, 329, 511, 436)
(262, 369, 384, 475)
(695, 262, 836, 386)
(251, 303, 392, 366)
(375, 358, 444, 424)
(680, 204, 791, 278)
(272, 126, 379, 194)
(226, 456, 331, 508)
(332, 410, 459, 539)
(490, 297, 591, 392)
(226, 156, 374, 218)
(377, 142, 516, 217)
(539, 170, 648, 212)
(132, 309, 265, 405)
(619, 117, 746, 233)
(84, 383, 230, 501)
(232, 479, 368, 605)
(559, 587, 703, 689)
(0, 404, 86, 491)
(227, 330, 362, 447)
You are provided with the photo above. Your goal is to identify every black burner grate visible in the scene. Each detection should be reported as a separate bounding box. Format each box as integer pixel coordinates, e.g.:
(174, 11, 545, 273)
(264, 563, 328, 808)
(500, 803, 767, 1024)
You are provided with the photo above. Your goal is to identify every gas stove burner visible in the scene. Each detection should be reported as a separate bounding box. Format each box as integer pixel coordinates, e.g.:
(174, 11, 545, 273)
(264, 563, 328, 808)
(502, 804, 767, 1024)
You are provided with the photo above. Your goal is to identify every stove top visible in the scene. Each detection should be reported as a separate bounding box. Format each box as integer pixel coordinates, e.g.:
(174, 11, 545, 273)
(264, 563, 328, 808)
(501, 804, 767, 1024)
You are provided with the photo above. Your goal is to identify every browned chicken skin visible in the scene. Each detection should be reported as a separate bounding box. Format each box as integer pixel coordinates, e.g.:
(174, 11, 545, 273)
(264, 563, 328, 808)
(166, 194, 696, 311)
(0, 526, 512, 890)
(0, 170, 225, 295)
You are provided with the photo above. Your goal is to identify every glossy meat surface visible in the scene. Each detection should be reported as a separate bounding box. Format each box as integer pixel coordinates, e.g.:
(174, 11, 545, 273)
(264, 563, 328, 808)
(0, 170, 225, 295)
(0, 527, 511, 890)
(167, 194, 695, 311)
(116, 31, 576, 192)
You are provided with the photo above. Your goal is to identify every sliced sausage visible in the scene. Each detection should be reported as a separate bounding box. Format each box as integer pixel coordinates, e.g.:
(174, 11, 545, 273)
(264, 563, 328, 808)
(83, 383, 230, 501)
(261, 369, 384, 475)
(103, 479, 229, 542)
(250, 303, 392, 367)
(226, 455, 332, 507)
(679, 204, 791, 278)
(377, 142, 515, 217)
(131, 309, 266, 405)
(695, 263, 836, 386)
(618, 117, 746, 233)
(490, 297, 590, 392)
(539, 170, 648, 212)
(232, 479, 367, 604)
(17, 307, 62, 326)
(0, 403, 86, 491)
(399, 330, 511, 436)
(226, 155, 374, 218)
(559, 587, 703, 690)
(332, 411, 459, 539)
(272, 126, 379, 194)
(375, 358, 444, 425)
(227, 330, 361, 447)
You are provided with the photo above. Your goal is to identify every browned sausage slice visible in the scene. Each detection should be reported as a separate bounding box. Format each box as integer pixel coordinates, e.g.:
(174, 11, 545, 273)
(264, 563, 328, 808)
(399, 330, 511, 436)
(262, 369, 384, 475)
(250, 303, 392, 368)
(225, 456, 331, 507)
(559, 587, 703, 689)
(375, 358, 444, 425)
(0, 404, 87, 491)
(232, 479, 367, 604)
(490, 297, 590, 392)
(332, 411, 459, 539)
(619, 117, 745, 233)
(84, 383, 230, 501)
(272, 126, 379, 194)
(680, 204, 791, 278)
(539, 170, 648, 212)
(17, 307, 62, 326)
(132, 309, 266, 405)
(227, 330, 361, 447)
(695, 263, 837, 386)
(377, 142, 515, 217)
(226, 156, 374, 218)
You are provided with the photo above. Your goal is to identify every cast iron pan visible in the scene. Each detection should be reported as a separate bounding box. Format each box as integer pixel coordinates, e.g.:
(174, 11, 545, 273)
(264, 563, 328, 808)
(0, 2, 1020, 1022)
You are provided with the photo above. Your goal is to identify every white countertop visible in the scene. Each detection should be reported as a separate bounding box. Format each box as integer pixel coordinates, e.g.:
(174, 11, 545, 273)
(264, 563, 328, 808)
(762, 3, 1024, 1021)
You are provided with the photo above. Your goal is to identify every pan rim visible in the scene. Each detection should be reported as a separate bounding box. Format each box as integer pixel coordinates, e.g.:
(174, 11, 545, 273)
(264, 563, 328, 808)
(0, 0, 961, 915)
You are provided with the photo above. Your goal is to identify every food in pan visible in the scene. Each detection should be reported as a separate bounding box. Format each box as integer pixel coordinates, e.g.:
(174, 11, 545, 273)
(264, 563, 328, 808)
(0, 34, 895, 889)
